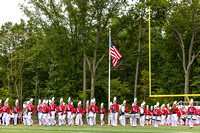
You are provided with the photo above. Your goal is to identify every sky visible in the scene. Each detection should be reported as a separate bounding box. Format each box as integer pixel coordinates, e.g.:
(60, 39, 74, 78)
(0, 0, 135, 27)
(0, 0, 28, 26)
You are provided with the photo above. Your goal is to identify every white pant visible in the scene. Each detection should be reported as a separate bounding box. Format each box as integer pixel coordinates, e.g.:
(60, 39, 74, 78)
(62, 114, 66, 125)
(75, 114, 83, 125)
(67, 112, 72, 125)
(197, 115, 200, 125)
(42, 114, 49, 126)
(140, 115, 145, 126)
(2, 113, 9, 125)
(71, 113, 75, 125)
(0, 113, 2, 125)
(146, 120, 150, 125)
(154, 120, 158, 128)
(171, 114, 177, 127)
(27, 112, 33, 126)
(100, 114, 105, 125)
(166, 115, 171, 125)
(119, 114, 125, 126)
(89, 117, 94, 126)
(51, 111, 56, 125)
(189, 118, 193, 128)
(86, 113, 89, 125)
(94, 113, 96, 125)
(112, 112, 118, 126)
(23, 113, 27, 125)
(58, 112, 63, 125)
(13, 113, 18, 125)
(38, 113, 43, 126)
(161, 115, 166, 125)
(132, 117, 137, 127)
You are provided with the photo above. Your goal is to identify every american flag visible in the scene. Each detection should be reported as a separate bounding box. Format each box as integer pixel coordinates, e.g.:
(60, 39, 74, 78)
(110, 40, 122, 67)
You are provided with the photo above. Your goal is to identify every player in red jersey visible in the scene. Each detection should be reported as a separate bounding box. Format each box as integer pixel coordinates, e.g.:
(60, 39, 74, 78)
(119, 100, 128, 126)
(84, 100, 90, 125)
(130, 98, 140, 127)
(2, 98, 12, 125)
(188, 99, 196, 128)
(27, 98, 35, 126)
(36, 99, 43, 126)
(66, 97, 74, 126)
(154, 104, 161, 128)
(75, 101, 83, 126)
(145, 105, 151, 125)
(13, 99, 20, 126)
(99, 103, 106, 126)
(57, 98, 65, 126)
(171, 101, 179, 127)
(166, 103, 171, 125)
(50, 97, 57, 126)
(112, 97, 119, 127)
(108, 102, 113, 125)
(160, 104, 167, 125)
(140, 101, 146, 126)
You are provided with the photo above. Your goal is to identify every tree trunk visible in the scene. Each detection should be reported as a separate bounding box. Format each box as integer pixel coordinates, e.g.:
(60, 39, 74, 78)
(184, 71, 189, 101)
(83, 53, 87, 108)
(134, 17, 142, 98)
(91, 72, 95, 99)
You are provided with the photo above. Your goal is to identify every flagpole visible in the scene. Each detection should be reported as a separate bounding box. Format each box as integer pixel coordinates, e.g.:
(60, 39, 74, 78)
(108, 28, 111, 125)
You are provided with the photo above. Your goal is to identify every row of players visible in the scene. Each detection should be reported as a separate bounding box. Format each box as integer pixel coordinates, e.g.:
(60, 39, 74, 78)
(0, 97, 199, 128)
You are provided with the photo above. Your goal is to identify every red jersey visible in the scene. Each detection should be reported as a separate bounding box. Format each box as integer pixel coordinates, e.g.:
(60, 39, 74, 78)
(66, 104, 73, 113)
(76, 107, 83, 116)
(3, 105, 12, 115)
(85, 107, 89, 113)
(0, 106, 3, 114)
(90, 106, 97, 113)
(57, 105, 65, 115)
(167, 108, 171, 114)
(27, 105, 35, 115)
(108, 108, 112, 113)
(124, 107, 128, 113)
(161, 109, 167, 115)
(140, 107, 146, 114)
(154, 109, 161, 115)
(180, 110, 186, 115)
(112, 104, 119, 112)
(130, 106, 140, 113)
(172, 107, 179, 114)
(42, 106, 51, 115)
(36, 106, 42, 113)
(188, 106, 196, 114)
(72, 107, 76, 114)
(13, 106, 20, 113)
(50, 104, 57, 111)
(145, 110, 151, 115)
(100, 109, 106, 116)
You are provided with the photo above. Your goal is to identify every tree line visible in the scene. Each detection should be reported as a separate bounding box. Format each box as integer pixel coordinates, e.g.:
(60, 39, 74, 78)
(0, 0, 200, 109)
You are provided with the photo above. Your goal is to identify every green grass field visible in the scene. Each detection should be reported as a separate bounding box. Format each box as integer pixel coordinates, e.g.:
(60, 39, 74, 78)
(0, 125, 200, 133)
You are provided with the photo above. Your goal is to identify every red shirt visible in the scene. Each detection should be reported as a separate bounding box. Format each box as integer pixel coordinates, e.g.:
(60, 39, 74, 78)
(112, 104, 119, 112)
(66, 104, 74, 113)
(76, 107, 83, 116)
(42, 106, 51, 115)
(57, 105, 65, 115)
(161, 109, 167, 115)
(72, 107, 76, 114)
(125, 107, 128, 113)
(145, 110, 151, 115)
(188, 106, 196, 114)
(100, 109, 106, 116)
(3, 105, 12, 115)
(154, 109, 161, 115)
(27, 105, 35, 115)
(36, 106, 42, 113)
(90, 106, 97, 113)
(85, 107, 89, 113)
(50, 104, 57, 111)
(167, 109, 171, 114)
(130, 106, 140, 113)
(173, 107, 179, 114)
(0, 106, 3, 114)
(13, 106, 20, 113)
(108, 108, 112, 113)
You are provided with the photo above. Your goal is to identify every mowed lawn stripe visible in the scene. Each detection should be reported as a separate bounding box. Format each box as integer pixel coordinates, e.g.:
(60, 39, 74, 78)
(0, 125, 200, 133)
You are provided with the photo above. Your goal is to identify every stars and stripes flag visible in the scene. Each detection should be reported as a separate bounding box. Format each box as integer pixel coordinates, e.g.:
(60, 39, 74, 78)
(110, 40, 122, 67)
